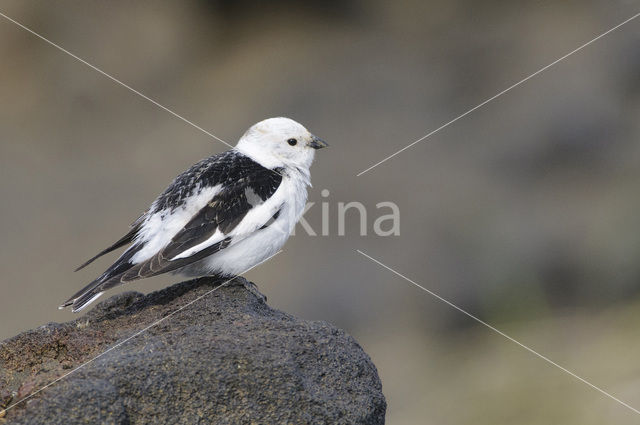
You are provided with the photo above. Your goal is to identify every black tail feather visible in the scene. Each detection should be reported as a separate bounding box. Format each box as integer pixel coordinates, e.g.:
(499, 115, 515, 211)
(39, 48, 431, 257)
(59, 277, 103, 311)
(70, 287, 105, 312)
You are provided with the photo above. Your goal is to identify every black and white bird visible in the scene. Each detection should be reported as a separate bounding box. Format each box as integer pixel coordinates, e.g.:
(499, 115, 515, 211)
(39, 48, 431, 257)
(60, 117, 327, 312)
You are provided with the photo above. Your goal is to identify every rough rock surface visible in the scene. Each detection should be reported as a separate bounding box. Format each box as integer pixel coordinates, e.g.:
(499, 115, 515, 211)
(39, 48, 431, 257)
(0, 277, 386, 424)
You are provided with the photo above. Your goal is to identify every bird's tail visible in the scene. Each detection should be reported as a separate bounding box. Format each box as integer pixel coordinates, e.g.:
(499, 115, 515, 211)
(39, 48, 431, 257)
(59, 279, 105, 313)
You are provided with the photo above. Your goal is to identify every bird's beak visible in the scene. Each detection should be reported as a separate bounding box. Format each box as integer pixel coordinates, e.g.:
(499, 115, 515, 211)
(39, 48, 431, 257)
(309, 135, 329, 150)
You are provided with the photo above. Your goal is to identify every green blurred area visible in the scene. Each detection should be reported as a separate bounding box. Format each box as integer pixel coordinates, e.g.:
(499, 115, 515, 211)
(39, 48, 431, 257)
(1, 1, 639, 423)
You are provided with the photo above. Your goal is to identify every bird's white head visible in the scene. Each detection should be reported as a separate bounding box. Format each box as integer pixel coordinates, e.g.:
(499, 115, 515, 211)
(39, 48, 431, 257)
(235, 117, 327, 173)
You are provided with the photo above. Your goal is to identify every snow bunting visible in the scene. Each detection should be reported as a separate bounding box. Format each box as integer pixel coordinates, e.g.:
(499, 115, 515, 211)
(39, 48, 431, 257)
(60, 117, 327, 312)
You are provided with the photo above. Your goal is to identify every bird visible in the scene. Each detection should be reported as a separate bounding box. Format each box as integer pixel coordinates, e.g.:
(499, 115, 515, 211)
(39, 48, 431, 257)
(60, 117, 327, 313)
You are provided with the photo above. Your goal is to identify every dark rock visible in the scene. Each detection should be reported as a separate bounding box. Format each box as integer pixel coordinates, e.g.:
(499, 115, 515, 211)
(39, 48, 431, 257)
(0, 277, 386, 424)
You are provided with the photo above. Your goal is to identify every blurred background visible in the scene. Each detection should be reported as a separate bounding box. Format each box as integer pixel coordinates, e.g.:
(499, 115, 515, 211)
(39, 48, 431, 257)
(1, 0, 640, 423)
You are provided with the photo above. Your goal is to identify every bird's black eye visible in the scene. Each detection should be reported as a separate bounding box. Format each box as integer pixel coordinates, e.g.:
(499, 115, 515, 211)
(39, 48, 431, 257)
(287, 138, 297, 146)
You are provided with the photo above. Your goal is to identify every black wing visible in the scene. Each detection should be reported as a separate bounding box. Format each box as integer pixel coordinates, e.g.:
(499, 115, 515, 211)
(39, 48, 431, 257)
(62, 151, 283, 312)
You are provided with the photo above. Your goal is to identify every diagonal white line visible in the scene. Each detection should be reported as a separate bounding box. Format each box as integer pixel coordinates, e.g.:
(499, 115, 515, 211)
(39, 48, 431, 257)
(356, 11, 640, 176)
(356, 249, 640, 415)
(0, 11, 233, 149)
(1, 250, 282, 415)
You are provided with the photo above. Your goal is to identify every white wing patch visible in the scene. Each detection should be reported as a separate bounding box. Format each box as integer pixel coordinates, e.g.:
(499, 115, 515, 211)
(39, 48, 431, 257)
(169, 228, 225, 260)
(131, 185, 221, 263)
(244, 187, 263, 207)
(227, 186, 286, 237)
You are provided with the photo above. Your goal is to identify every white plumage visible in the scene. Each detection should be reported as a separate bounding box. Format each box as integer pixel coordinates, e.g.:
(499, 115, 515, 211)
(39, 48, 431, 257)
(61, 117, 327, 312)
